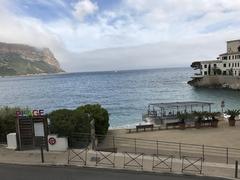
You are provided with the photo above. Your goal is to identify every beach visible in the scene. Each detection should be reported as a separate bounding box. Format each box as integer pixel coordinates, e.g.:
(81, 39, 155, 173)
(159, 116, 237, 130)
(108, 120, 240, 148)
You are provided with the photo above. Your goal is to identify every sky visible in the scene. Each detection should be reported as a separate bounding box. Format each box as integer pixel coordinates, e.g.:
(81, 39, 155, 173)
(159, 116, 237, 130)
(1, 0, 240, 72)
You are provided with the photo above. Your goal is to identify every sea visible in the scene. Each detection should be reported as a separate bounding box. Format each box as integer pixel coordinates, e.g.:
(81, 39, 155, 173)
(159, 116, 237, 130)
(1, 67, 240, 128)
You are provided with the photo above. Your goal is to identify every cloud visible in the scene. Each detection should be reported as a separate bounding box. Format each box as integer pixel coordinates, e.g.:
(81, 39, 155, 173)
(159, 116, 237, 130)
(0, 0, 240, 72)
(73, 0, 98, 21)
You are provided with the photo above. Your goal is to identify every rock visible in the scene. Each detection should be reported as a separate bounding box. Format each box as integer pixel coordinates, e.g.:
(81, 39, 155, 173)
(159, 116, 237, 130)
(188, 76, 240, 90)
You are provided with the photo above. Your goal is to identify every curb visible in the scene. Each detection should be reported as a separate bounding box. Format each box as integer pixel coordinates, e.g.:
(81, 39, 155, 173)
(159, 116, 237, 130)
(0, 162, 233, 180)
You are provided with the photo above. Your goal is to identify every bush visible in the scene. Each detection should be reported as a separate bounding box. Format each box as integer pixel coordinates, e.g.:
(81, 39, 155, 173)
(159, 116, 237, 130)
(0, 106, 28, 140)
(49, 109, 75, 137)
(76, 104, 109, 136)
(49, 104, 109, 137)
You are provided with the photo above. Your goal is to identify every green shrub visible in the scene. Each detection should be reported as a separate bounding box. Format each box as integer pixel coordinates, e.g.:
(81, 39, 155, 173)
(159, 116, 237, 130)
(49, 109, 75, 137)
(225, 109, 240, 120)
(0, 106, 27, 139)
(49, 104, 109, 137)
(76, 104, 109, 136)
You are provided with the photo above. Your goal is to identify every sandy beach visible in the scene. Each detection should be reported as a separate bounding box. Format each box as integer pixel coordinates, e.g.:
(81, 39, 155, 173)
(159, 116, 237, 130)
(108, 120, 240, 148)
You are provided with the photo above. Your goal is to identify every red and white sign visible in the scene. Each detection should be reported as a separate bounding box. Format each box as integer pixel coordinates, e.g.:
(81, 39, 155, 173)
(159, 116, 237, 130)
(48, 137, 56, 145)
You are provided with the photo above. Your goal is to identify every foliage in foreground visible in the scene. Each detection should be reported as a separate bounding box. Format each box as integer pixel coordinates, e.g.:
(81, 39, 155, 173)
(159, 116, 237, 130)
(49, 104, 109, 137)
(0, 106, 27, 139)
(225, 109, 240, 120)
(176, 111, 221, 122)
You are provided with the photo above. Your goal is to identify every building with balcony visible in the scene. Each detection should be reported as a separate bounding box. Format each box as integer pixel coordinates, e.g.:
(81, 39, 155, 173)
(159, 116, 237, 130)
(188, 39, 240, 89)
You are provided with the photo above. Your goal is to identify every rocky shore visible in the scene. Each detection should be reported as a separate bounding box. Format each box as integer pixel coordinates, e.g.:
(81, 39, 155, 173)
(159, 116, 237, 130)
(188, 75, 240, 90)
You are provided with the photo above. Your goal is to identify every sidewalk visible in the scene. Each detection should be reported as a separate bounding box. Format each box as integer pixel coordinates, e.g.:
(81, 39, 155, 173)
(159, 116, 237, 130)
(0, 145, 237, 179)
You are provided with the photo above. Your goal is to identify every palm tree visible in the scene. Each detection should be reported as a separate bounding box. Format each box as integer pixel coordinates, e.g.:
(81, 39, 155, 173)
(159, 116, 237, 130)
(208, 112, 220, 127)
(192, 111, 203, 129)
(176, 112, 189, 130)
(225, 109, 240, 126)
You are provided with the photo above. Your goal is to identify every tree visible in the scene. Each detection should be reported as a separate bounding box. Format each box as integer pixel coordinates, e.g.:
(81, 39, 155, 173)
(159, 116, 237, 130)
(49, 104, 110, 137)
(70, 110, 91, 134)
(225, 109, 239, 126)
(226, 109, 239, 120)
(49, 109, 75, 137)
(0, 106, 27, 140)
(76, 104, 109, 136)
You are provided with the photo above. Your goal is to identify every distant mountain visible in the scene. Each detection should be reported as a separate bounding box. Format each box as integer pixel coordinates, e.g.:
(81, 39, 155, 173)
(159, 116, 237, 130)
(0, 42, 64, 76)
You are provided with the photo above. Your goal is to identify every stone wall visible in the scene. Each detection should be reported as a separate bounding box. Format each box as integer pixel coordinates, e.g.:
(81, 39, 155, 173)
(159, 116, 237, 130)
(227, 40, 240, 53)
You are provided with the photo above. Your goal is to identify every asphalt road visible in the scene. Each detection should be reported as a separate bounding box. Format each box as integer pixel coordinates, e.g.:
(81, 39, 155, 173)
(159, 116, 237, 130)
(0, 164, 227, 180)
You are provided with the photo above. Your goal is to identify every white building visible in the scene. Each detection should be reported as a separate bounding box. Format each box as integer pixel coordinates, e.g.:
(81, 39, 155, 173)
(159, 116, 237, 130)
(192, 40, 240, 77)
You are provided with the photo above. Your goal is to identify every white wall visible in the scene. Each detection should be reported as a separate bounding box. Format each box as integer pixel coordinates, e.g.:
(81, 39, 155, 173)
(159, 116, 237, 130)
(7, 133, 17, 150)
(48, 134, 68, 152)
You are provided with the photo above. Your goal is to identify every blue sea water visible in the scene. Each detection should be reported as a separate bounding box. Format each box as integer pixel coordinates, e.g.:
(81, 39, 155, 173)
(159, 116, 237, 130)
(1, 67, 240, 128)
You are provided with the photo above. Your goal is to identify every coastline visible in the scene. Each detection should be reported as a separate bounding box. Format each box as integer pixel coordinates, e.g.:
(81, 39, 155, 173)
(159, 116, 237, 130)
(0, 71, 67, 78)
(188, 75, 240, 90)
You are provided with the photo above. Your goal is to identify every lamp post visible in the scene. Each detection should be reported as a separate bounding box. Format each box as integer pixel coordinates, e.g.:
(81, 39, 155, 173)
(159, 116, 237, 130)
(221, 100, 225, 114)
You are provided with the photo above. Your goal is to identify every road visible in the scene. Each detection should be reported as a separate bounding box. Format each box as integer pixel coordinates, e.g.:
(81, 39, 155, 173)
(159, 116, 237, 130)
(0, 164, 227, 180)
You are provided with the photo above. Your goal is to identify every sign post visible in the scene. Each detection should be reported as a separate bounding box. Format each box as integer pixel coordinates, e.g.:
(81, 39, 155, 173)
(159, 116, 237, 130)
(16, 109, 48, 151)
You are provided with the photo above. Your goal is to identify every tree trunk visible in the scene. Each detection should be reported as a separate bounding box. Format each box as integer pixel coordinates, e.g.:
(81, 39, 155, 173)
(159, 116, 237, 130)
(229, 118, 236, 126)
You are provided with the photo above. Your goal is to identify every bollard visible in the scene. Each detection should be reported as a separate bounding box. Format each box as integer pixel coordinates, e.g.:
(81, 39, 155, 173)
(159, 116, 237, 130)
(40, 146, 44, 163)
(235, 160, 238, 178)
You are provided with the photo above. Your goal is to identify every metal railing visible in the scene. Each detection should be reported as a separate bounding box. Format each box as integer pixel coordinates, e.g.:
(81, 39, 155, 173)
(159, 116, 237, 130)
(69, 133, 240, 165)
(0, 135, 7, 145)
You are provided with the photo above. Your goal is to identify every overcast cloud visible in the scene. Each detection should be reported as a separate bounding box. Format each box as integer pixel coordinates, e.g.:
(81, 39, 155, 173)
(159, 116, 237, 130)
(0, 0, 240, 72)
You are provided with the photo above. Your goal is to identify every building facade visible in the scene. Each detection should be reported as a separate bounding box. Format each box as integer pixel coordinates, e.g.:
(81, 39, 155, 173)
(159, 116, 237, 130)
(194, 40, 240, 77)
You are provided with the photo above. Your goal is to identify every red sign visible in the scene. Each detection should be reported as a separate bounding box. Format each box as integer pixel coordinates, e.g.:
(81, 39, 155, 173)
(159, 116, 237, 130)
(48, 137, 56, 145)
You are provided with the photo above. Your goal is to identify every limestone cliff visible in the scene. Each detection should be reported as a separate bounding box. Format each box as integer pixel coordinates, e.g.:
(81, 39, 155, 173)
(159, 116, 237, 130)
(0, 42, 64, 76)
(188, 76, 240, 90)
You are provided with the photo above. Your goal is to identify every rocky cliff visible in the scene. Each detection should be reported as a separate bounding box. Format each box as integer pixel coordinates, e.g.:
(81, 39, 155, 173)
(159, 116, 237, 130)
(188, 76, 240, 90)
(0, 42, 64, 76)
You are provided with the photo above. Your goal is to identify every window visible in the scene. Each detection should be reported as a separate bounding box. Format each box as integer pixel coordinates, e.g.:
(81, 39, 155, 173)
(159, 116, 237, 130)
(235, 63, 237, 67)
(204, 71, 207, 75)
(238, 46, 240, 52)
(238, 63, 240, 67)
(232, 63, 234, 67)
(223, 71, 227, 75)
(229, 56, 231, 60)
(223, 63, 226, 67)
(204, 64, 207, 68)
(214, 64, 217, 67)
(229, 63, 231, 67)
(222, 56, 227, 60)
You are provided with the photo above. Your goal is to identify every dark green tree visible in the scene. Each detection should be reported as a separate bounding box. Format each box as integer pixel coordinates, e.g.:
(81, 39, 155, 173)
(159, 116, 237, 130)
(49, 104, 109, 137)
(0, 106, 26, 140)
(49, 109, 74, 137)
(76, 104, 109, 136)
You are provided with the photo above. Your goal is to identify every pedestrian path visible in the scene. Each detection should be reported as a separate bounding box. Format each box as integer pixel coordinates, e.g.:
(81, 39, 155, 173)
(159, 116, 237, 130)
(0, 146, 237, 179)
